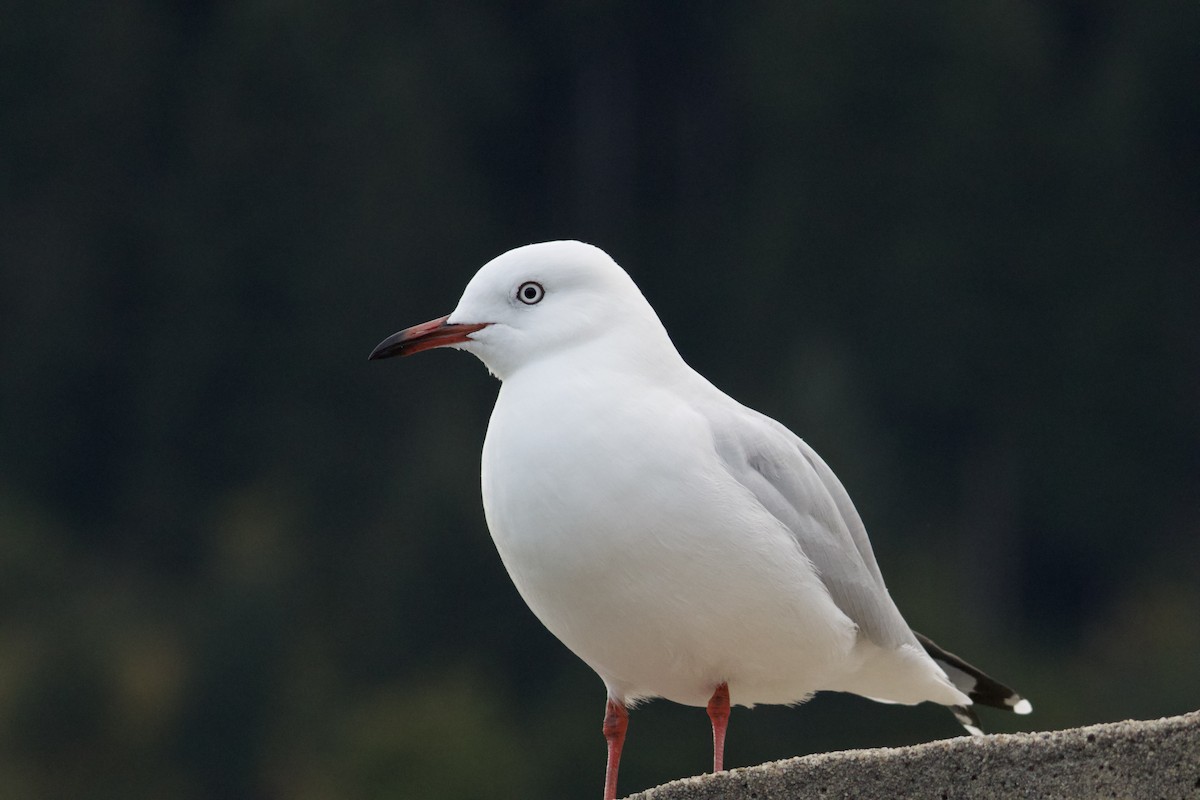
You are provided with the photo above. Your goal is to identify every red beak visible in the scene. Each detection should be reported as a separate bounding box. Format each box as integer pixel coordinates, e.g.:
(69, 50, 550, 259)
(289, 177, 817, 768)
(368, 315, 490, 360)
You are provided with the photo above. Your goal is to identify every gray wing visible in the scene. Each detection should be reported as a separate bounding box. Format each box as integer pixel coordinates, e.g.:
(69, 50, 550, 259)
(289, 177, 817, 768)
(711, 408, 918, 650)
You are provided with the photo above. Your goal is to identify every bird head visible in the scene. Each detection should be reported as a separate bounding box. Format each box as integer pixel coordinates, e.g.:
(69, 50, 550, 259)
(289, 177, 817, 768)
(369, 241, 671, 380)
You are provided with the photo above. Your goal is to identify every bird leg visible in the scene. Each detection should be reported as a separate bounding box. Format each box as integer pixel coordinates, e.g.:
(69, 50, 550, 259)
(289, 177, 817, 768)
(706, 682, 731, 772)
(602, 697, 629, 800)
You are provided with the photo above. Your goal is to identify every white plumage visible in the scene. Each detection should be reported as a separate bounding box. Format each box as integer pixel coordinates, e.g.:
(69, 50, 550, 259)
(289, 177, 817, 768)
(370, 240, 1030, 799)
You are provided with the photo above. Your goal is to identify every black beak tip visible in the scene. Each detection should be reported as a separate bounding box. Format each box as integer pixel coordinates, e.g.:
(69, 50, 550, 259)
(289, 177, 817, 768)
(368, 336, 404, 361)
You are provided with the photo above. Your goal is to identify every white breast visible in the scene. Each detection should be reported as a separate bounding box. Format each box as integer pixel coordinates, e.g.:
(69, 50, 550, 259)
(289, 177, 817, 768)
(480, 361, 860, 708)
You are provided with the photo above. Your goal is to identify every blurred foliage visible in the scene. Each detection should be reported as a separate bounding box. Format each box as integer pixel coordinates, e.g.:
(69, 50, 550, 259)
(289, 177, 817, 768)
(1, 2, 1198, 798)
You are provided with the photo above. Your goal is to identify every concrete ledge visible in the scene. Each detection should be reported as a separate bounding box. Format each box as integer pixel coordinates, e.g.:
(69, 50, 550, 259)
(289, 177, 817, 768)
(626, 710, 1200, 800)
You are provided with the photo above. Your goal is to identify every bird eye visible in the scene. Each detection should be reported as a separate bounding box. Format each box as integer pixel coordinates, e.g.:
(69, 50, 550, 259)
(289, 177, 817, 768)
(517, 281, 545, 305)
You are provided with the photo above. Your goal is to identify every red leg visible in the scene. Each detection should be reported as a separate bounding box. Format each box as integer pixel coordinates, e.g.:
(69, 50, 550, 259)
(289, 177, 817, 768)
(706, 682, 731, 773)
(602, 697, 629, 800)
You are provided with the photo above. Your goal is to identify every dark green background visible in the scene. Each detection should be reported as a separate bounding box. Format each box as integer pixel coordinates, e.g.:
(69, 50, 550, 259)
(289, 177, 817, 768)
(2, 3, 1197, 798)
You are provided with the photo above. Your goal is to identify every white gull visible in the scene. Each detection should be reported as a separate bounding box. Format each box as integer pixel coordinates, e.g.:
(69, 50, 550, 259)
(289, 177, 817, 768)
(370, 241, 1031, 800)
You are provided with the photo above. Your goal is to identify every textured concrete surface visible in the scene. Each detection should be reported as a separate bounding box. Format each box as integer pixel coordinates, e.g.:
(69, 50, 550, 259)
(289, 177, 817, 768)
(625, 710, 1200, 800)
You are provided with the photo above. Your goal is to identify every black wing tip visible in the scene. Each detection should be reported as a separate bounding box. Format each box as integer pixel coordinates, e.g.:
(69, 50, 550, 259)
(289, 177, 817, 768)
(914, 630, 1033, 719)
(966, 673, 1028, 712)
(950, 704, 985, 736)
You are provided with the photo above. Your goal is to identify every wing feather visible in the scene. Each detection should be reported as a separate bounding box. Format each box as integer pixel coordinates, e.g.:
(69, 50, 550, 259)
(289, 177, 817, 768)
(711, 408, 917, 650)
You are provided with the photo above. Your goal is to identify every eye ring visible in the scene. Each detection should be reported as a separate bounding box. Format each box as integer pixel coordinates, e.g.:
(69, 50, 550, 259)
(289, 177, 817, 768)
(517, 281, 545, 305)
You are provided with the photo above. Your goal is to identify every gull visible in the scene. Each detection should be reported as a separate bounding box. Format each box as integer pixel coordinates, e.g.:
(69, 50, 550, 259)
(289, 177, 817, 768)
(370, 241, 1031, 800)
